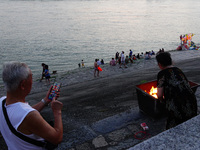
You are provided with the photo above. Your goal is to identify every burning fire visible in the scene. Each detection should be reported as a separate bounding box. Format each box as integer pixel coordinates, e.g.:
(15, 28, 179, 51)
(149, 86, 158, 99)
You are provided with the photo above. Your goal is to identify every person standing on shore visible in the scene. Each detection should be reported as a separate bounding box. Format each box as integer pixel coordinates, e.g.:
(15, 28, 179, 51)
(44, 64, 51, 84)
(40, 63, 46, 82)
(129, 49, 133, 58)
(94, 59, 99, 77)
(118, 56, 121, 64)
(0, 61, 63, 149)
(156, 52, 197, 129)
(115, 52, 119, 61)
(97, 59, 101, 66)
(119, 51, 127, 68)
(180, 35, 183, 45)
(81, 60, 85, 68)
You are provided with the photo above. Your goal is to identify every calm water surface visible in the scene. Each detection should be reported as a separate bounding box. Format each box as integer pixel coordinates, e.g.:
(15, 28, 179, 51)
(0, 0, 200, 83)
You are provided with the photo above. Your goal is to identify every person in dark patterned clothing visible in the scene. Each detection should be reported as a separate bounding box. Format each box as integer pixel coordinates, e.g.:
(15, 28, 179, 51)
(156, 52, 197, 129)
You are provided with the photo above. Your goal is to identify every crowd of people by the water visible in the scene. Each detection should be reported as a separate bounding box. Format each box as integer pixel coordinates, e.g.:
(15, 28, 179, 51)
(39, 48, 165, 80)
(90, 48, 164, 77)
(43, 48, 165, 79)
(108, 48, 164, 68)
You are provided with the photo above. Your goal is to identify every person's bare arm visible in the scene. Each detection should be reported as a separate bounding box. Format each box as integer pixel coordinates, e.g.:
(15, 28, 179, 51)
(157, 87, 164, 101)
(18, 99, 63, 144)
(32, 86, 53, 112)
(31, 100, 49, 112)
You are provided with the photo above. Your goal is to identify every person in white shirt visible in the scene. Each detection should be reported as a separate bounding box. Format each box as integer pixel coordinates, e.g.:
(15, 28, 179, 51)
(119, 51, 127, 68)
(97, 59, 101, 66)
(0, 61, 63, 150)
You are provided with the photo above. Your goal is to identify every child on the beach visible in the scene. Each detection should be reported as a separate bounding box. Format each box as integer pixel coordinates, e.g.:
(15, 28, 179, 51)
(44, 65, 50, 84)
(81, 60, 85, 68)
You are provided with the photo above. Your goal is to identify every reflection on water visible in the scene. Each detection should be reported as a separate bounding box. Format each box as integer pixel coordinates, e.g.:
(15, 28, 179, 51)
(0, 0, 199, 82)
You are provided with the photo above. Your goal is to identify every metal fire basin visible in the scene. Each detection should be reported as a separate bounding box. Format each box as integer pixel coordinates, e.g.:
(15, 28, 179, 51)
(136, 80, 199, 118)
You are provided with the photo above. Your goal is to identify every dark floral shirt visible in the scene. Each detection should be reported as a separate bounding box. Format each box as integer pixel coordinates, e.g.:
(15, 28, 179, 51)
(157, 67, 197, 128)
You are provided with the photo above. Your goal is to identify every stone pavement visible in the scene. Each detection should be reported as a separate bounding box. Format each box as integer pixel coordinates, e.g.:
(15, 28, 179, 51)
(64, 87, 200, 150)
(63, 108, 166, 150)
(128, 114, 200, 150)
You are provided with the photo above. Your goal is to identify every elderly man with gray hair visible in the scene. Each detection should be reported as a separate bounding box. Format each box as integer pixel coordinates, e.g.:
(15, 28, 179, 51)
(0, 61, 63, 150)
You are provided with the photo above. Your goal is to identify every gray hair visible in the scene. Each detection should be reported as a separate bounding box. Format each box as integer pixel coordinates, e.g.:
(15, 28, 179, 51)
(2, 61, 30, 92)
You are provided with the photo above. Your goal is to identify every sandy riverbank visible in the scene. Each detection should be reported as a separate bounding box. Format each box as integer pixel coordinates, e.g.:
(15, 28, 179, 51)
(31, 50, 200, 94)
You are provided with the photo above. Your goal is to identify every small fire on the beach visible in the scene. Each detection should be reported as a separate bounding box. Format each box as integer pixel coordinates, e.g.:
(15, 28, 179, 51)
(145, 86, 158, 99)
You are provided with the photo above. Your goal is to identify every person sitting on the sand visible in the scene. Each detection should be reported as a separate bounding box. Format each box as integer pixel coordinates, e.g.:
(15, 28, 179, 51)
(157, 48, 165, 55)
(125, 55, 129, 64)
(145, 52, 151, 60)
(133, 54, 137, 60)
(157, 49, 162, 55)
(117, 56, 121, 64)
(151, 50, 155, 55)
(101, 59, 104, 65)
(110, 58, 116, 66)
(136, 53, 140, 59)
(140, 52, 144, 59)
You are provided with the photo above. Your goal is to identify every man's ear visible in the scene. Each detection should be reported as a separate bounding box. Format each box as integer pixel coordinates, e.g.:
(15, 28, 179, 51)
(19, 80, 26, 90)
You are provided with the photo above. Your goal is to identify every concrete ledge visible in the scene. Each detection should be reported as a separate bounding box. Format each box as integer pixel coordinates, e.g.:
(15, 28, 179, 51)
(128, 114, 200, 150)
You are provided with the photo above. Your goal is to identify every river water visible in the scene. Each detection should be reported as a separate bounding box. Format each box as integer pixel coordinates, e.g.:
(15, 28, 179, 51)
(0, 0, 200, 83)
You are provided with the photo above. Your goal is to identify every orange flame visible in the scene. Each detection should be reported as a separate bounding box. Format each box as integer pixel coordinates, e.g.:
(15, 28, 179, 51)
(149, 86, 158, 99)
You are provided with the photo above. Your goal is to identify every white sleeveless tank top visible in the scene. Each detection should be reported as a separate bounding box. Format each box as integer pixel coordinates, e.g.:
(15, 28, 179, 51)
(0, 96, 45, 150)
